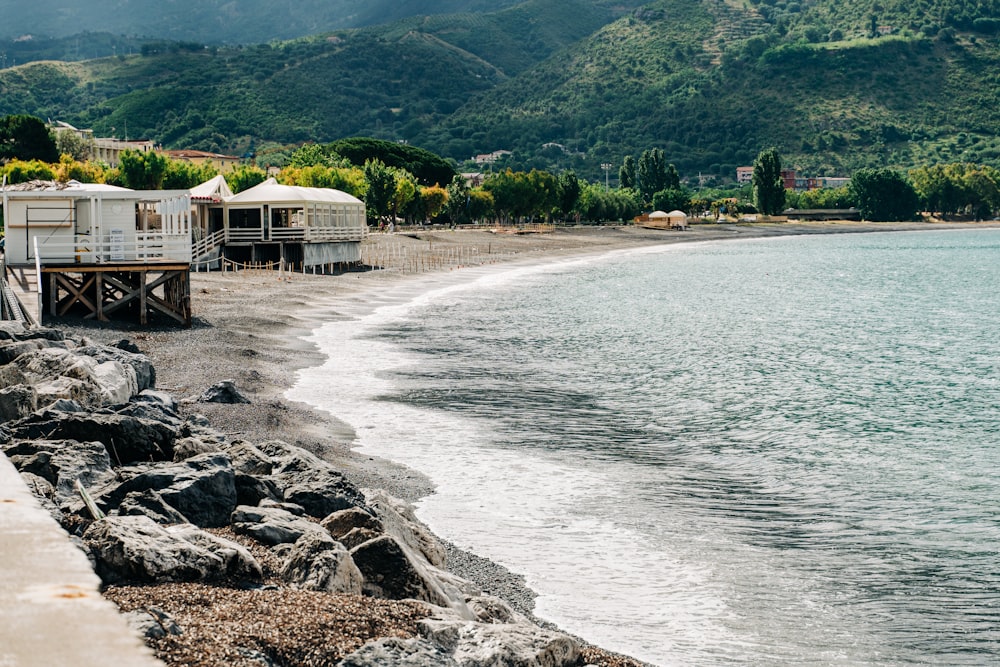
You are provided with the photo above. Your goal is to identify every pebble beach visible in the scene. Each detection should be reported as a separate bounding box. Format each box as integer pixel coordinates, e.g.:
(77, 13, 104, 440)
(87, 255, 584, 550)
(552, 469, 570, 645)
(53, 220, 998, 666)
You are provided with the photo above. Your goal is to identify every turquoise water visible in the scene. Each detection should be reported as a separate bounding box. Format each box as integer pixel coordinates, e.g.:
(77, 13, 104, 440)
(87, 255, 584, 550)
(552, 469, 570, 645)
(291, 229, 1000, 665)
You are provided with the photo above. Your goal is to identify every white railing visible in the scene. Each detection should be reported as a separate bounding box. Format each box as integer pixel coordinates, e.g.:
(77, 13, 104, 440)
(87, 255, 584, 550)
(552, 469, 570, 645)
(225, 228, 265, 243)
(32, 233, 192, 264)
(192, 229, 226, 259)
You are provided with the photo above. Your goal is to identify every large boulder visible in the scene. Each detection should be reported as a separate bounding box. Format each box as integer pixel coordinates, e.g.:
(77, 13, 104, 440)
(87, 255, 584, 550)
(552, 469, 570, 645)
(0, 339, 68, 366)
(74, 343, 155, 392)
(0, 411, 177, 464)
(256, 440, 367, 518)
(198, 380, 250, 404)
(82, 515, 262, 585)
(279, 531, 363, 594)
(364, 489, 446, 568)
(416, 616, 580, 667)
(230, 505, 326, 546)
(338, 613, 581, 667)
(0, 384, 36, 421)
(350, 536, 468, 614)
(281, 468, 366, 519)
(90, 453, 237, 527)
(117, 489, 190, 525)
(8, 347, 138, 406)
(2, 439, 114, 506)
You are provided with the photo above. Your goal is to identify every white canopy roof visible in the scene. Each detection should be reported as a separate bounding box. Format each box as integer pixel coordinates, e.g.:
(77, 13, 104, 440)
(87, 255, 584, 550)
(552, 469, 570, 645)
(649, 210, 669, 219)
(190, 174, 233, 202)
(666, 209, 688, 219)
(226, 178, 362, 206)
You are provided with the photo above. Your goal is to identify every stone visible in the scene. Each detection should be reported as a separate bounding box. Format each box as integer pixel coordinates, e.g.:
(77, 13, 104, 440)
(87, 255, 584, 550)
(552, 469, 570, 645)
(172, 436, 222, 461)
(90, 453, 237, 527)
(0, 411, 177, 464)
(337, 637, 457, 667)
(337, 527, 383, 550)
(40, 398, 85, 412)
(82, 515, 262, 585)
(198, 380, 250, 404)
(124, 607, 183, 639)
(320, 507, 383, 539)
(0, 364, 28, 389)
(350, 536, 465, 611)
(222, 441, 273, 476)
(0, 384, 36, 421)
(0, 339, 67, 365)
(279, 531, 363, 594)
(282, 472, 365, 519)
(9, 346, 137, 406)
(134, 389, 178, 413)
(74, 343, 155, 392)
(416, 617, 581, 667)
(117, 489, 190, 525)
(234, 473, 282, 507)
(364, 489, 446, 568)
(3, 439, 114, 506)
(230, 505, 326, 546)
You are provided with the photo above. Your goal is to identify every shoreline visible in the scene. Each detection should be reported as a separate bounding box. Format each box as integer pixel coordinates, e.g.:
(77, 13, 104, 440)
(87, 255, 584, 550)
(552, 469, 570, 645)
(57, 220, 1000, 665)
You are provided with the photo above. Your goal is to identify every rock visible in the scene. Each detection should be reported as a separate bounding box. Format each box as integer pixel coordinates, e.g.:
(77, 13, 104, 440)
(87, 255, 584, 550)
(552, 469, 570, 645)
(337, 637, 457, 667)
(0, 411, 177, 464)
(364, 489, 446, 568)
(198, 380, 250, 404)
(124, 607, 183, 639)
(9, 347, 137, 406)
(234, 473, 282, 507)
(230, 505, 326, 546)
(41, 398, 84, 412)
(279, 531, 363, 594)
(222, 441, 274, 476)
(82, 515, 262, 585)
(338, 615, 582, 667)
(337, 527, 384, 550)
(259, 499, 306, 515)
(134, 389, 178, 413)
(3, 439, 114, 506)
(117, 489, 190, 525)
(0, 364, 28, 389)
(350, 536, 468, 613)
(282, 469, 366, 519)
(0, 339, 67, 365)
(321, 507, 383, 539)
(416, 616, 581, 667)
(0, 384, 36, 420)
(91, 453, 237, 527)
(172, 436, 222, 461)
(75, 343, 155, 392)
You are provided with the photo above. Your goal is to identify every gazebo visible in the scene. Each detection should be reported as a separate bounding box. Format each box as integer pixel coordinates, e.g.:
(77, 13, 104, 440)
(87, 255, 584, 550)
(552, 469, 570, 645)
(220, 178, 367, 268)
(638, 209, 688, 230)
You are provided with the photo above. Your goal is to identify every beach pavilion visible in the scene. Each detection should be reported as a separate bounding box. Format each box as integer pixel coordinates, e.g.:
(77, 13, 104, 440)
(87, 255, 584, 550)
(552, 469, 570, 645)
(215, 178, 367, 270)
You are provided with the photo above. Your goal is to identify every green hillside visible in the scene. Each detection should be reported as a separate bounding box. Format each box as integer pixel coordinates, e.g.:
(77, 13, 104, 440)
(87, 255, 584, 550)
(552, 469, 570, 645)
(2, 0, 1000, 180)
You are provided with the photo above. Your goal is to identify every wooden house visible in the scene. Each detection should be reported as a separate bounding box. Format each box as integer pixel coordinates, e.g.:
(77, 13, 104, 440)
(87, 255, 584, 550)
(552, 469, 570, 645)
(1, 180, 193, 325)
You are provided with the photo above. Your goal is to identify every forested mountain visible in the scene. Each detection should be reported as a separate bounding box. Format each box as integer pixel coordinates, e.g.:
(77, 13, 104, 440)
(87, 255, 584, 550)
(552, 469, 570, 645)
(0, 0, 527, 44)
(2, 0, 1000, 180)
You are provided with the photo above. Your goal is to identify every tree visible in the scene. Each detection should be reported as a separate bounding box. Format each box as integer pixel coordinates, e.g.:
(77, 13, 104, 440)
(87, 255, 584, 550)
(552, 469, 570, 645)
(558, 170, 581, 220)
(55, 131, 94, 162)
(111, 149, 170, 189)
(637, 148, 668, 203)
(363, 159, 397, 225)
(751, 147, 785, 215)
(328, 137, 455, 186)
(619, 155, 636, 191)
(0, 115, 58, 163)
(849, 168, 919, 221)
(226, 164, 268, 193)
(652, 187, 690, 212)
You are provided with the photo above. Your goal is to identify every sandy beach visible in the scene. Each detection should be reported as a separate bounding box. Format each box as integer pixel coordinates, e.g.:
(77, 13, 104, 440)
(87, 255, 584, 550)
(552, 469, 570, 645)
(56, 220, 999, 666)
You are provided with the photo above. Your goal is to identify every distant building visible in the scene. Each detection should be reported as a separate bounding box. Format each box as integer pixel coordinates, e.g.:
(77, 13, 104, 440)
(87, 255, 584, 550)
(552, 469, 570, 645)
(160, 149, 242, 173)
(461, 172, 485, 187)
(736, 165, 848, 191)
(92, 138, 156, 167)
(472, 150, 512, 166)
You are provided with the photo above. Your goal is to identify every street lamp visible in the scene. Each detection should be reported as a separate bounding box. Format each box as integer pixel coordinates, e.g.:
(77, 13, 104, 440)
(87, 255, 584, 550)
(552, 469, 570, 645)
(601, 163, 612, 189)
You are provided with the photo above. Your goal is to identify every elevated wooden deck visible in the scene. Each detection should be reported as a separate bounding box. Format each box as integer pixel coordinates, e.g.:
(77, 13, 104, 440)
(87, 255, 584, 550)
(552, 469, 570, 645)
(41, 261, 191, 326)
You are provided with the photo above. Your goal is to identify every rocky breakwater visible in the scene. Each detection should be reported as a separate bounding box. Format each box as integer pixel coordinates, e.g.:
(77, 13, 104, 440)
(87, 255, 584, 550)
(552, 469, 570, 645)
(0, 321, 591, 667)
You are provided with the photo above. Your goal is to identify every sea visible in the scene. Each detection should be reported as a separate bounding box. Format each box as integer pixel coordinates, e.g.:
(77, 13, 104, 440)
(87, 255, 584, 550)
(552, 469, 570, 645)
(287, 228, 1000, 666)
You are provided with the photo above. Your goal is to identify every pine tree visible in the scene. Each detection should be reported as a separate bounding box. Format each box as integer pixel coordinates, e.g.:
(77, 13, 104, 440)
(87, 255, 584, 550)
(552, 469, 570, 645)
(752, 147, 786, 215)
